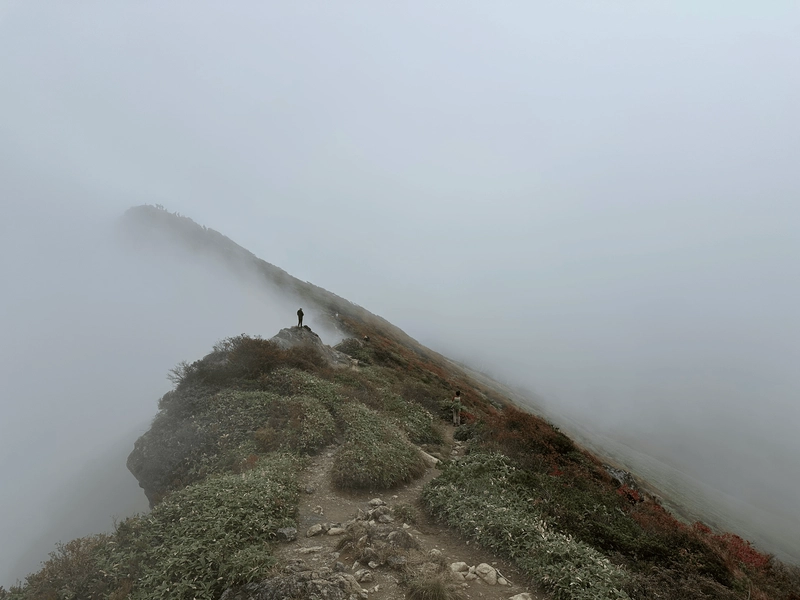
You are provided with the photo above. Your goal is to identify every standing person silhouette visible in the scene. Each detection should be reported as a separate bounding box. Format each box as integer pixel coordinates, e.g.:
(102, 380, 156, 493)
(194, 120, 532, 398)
(452, 390, 463, 426)
(297, 308, 304, 327)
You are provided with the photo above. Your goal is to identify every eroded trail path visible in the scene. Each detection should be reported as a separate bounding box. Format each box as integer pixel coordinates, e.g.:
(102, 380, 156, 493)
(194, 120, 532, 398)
(271, 429, 546, 600)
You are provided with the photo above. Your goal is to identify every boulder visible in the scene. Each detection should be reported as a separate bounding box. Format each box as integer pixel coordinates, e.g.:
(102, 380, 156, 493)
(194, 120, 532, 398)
(450, 562, 469, 573)
(475, 563, 498, 585)
(269, 327, 352, 368)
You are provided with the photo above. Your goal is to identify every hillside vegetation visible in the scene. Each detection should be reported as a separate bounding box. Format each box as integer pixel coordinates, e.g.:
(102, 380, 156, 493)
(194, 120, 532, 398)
(3, 327, 799, 600)
(3, 207, 798, 599)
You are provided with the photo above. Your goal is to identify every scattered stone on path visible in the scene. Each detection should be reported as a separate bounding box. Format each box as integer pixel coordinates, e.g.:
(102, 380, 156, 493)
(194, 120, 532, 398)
(276, 527, 297, 542)
(368, 498, 385, 507)
(419, 449, 440, 467)
(450, 562, 469, 573)
(327, 527, 346, 536)
(360, 547, 379, 564)
(386, 555, 407, 569)
(475, 563, 498, 585)
(354, 569, 373, 583)
(387, 529, 419, 549)
(306, 524, 324, 537)
(508, 594, 533, 600)
(297, 545, 324, 554)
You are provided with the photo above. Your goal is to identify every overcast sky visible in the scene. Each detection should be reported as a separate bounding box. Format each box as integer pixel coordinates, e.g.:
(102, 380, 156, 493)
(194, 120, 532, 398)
(2, 0, 800, 583)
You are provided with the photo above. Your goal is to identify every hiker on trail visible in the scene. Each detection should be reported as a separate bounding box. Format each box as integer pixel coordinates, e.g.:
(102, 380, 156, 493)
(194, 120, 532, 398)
(452, 390, 463, 426)
(297, 308, 304, 327)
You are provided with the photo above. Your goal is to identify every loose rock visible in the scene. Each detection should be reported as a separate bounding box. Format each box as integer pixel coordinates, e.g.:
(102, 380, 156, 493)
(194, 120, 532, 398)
(387, 555, 407, 569)
(276, 527, 297, 542)
(306, 524, 324, 537)
(476, 563, 498, 585)
(354, 569, 374, 583)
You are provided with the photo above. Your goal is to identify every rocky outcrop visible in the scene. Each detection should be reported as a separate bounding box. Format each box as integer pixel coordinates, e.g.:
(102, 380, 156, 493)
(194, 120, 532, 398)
(126, 417, 213, 507)
(270, 327, 352, 368)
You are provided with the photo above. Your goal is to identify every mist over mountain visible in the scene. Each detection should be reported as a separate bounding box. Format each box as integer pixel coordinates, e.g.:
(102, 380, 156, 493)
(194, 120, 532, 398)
(0, 203, 332, 585)
(2, 201, 799, 593)
(2, 0, 800, 589)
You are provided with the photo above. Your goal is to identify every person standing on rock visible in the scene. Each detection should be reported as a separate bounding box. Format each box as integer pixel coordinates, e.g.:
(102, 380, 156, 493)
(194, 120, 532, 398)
(452, 390, 463, 426)
(297, 308, 304, 327)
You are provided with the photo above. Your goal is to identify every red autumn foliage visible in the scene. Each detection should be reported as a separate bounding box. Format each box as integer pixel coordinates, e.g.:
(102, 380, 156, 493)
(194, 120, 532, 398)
(617, 485, 642, 504)
(693, 522, 772, 573)
(631, 501, 688, 534)
(484, 405, 577, 460)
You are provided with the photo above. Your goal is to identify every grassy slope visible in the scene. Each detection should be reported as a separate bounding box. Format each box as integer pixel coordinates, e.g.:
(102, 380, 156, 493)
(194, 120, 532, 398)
(4, 333, 799, 600)
(4, 207, 798, 599)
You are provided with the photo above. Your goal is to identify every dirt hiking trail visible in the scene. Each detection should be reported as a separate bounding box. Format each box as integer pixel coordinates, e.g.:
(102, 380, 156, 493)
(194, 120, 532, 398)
(272, 426, 546, 600)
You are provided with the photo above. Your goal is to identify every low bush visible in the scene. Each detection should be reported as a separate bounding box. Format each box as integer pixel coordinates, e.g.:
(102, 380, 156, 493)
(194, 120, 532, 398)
(113, 453, 299, 600)
(5, 454, 299, 600)
(167, 335, 327, 393)
(2, 535, 117, 600)
(393, 502, 419, 525)
(423, 451, 632, 600)
(384, 394, 444, 445)
(484, 405, 577, 460)
(334, 337, 374, 365)
(331, 403, 426, 489)
(393, 380, 452, 418)
(254, 395, 336, 453)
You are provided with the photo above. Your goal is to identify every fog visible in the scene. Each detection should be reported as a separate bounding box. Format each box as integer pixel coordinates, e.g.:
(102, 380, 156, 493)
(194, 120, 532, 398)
(2, 0, 800, 583)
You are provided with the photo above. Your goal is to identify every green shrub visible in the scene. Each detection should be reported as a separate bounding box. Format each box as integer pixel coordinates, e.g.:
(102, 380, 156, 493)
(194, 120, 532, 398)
(384, 394, 444, 445)
(393, 502, 419, 525)
(5, 535, 116, 600)
(254, 395, 336, 453)
(422, 452, 631, 600)
(111, 454, 298, 600)
(331, 403, 426, 489)
(261, 367, 343, 407)
(334, 337, 374, 365)
(8, 454, 299, 600)
(167, 335, 327, 393)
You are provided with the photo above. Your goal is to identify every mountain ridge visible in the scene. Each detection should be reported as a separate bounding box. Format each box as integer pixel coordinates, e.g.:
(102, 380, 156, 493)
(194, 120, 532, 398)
(3, 205, 797, 600)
